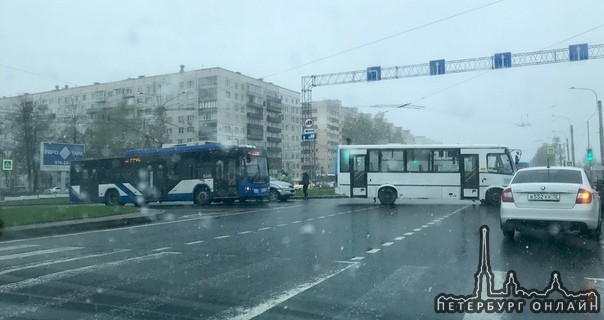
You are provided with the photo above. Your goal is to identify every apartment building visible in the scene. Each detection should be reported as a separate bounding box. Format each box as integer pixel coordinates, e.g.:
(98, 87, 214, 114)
(0, 66, 303, 179)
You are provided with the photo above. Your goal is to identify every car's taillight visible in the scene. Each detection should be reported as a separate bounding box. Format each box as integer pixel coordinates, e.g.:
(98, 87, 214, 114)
(576, 188, 592, 204)
(501, 188, 514, 202)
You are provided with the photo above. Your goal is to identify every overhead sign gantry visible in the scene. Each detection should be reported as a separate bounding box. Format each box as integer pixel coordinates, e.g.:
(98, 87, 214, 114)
(300, 43, 604, 174)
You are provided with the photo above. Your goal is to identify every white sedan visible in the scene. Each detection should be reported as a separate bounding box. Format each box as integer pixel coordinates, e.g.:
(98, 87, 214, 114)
(500, 166, 602, 240)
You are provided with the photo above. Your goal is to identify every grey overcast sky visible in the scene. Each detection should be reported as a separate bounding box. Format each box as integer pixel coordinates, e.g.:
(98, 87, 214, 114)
(1, 0, 603, 163)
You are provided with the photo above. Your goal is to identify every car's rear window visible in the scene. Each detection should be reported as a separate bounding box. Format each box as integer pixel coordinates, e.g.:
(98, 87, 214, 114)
(511, 169, 583, 184)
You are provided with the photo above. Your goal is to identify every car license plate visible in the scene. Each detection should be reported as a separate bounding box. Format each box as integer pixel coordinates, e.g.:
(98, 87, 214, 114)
(528, 193, 560, 201)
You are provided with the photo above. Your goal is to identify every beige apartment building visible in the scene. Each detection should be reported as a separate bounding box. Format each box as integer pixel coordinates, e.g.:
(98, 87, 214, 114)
(0, 66, 303, 180)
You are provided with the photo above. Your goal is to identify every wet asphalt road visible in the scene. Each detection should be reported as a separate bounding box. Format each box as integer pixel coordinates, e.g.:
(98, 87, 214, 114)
(0, 198, 602, 319)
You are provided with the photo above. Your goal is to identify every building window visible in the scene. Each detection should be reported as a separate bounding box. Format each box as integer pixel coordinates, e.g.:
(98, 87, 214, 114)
(178, 128, 184, 134)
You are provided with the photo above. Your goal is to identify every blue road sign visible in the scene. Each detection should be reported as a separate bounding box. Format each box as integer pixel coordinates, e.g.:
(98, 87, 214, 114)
(429, 59, 445, 75)
(366, 66, 381, 81)
(302, 133, 317, 140)
(569, 43, 589, 61)
(40, 142, 85, 171)
(493, 52, 512, 69)
(2, 159, 12, 171)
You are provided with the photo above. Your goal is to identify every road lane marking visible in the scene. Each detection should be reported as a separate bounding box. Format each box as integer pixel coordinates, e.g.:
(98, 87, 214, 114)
(0, 251, 181, 293)
(275, 224, 288, 227)
(413, 228, 422, 232)
(421, 224, 429, 228)
(185, 240, 204, 245)
(0, 247, 82, 261)
(404, 232, 414, 236)
(224, 263, 358, 320)
(238, 231, 253, 235)
(258, 227, 272, 231)
(351, 256, 365, 261)
(382, 242, 394, 247)
(151, 247, 172, 252)
(214, 235, 230, 239)
(292, 220, 302, 224)
(394, 236, 405, 241)
(0, 249, 130, 276)
(366, 249, 380, 254)
(0, 244, 39, 252)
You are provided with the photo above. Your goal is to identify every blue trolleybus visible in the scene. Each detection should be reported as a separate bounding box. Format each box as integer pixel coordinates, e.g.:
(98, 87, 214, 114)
(69, 143, 270, 206)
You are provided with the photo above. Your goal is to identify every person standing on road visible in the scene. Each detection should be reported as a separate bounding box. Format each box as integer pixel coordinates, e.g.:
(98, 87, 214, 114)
(302, 172, 310, 200)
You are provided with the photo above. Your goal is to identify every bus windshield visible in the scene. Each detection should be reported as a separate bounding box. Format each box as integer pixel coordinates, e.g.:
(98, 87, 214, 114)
(245, 155, 269, 183)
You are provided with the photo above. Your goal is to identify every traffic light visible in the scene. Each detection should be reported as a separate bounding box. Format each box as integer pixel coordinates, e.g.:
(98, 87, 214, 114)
(587, 148, 593, 163)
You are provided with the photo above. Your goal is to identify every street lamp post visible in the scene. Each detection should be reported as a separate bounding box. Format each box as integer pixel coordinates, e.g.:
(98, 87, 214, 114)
(552, 115, 575, 166)
(552, 131, 569, 165)
(570, 87, 602, 165)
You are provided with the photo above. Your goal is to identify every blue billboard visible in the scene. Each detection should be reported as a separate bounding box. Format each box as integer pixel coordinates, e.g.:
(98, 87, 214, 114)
(40, 142, 85, 171)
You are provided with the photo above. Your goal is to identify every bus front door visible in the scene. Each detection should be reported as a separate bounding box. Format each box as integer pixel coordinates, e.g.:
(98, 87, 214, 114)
(461, 154, 479, 200)
(350, 155, 367, 197)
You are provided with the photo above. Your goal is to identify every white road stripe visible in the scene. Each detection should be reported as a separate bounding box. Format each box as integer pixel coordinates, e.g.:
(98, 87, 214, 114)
(0, 244, 39, 252)
(421, 224, 429, 228)
(0, 247, 82, 261)
(382, 242, 394, 247)
(275, 224, 288, 227)
(214, 235, 230, 239)
(366, 249, 381, 254)
(238, 231, 253, 235)
(413, 228, 422, 232)
(0, 249, 130, 276)
(351, 256, 365, 261)
(151, 247, 172, 252)
(292, 220, 302, 224)
(258, 227, 272, 231)
(394, 236, 405, 241)
(0, 251, 181, 293)
(225, 263, 358, 320)
(404, 232, 414, 236)
(185, 240, 205, 245)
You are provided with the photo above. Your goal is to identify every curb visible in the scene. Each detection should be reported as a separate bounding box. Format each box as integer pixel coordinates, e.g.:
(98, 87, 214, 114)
(0, 209, 165, 241)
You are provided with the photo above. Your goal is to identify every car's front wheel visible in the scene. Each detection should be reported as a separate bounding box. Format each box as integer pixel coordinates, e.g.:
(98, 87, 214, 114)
(269, 189, 280, 202)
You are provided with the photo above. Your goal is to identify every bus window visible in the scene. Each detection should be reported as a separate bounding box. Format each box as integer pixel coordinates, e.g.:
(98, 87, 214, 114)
(368, 150, 380, 172)
(339, 149, 350, 172)
(407, 149, 431, 172)
(380, 150, 404, 172)
(487, 153, 514, 174)
(433, 150, 459, 172)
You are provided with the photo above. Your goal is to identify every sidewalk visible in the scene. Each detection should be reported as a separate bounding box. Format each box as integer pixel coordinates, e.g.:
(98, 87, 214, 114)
(0, 209, 165, 240)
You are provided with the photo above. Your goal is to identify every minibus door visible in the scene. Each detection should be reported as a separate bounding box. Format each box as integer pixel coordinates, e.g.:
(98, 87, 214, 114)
(350, 155, 368, 197)
(461, 154, 479, 200)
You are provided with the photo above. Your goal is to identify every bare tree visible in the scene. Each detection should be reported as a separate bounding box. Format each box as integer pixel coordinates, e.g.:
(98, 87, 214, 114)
(12, 95, 49, 192)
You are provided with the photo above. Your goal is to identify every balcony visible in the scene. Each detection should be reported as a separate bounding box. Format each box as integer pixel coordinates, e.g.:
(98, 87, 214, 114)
(247, 132, 263, 140)
(266, 97, 282, 113)
(267, 137, 282, 143)
(247, 123, 263, 140)
(247, 112, 264, 120)
(246, 100, 263, 110)
(267, 147, 282, 153)
(266, 114, 282, 123)
(266, 126, 282, 133)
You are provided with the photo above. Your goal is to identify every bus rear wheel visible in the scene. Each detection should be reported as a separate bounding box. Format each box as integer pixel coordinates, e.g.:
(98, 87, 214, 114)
(105, 189, 120, 206)
(486, 189, 502, 207)
(378, 187, 397, 205)
(194, 187, 211, 206)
